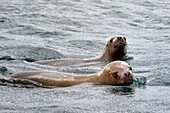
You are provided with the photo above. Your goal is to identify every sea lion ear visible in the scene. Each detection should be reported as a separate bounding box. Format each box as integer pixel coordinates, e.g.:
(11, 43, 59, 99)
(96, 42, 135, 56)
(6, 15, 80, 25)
(109, 71, 118, 79)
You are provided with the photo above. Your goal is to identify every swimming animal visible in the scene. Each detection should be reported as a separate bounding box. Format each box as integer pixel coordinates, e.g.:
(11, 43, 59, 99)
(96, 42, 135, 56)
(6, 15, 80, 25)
(0, 61, 134, 87)
(35, 36, 127, 67)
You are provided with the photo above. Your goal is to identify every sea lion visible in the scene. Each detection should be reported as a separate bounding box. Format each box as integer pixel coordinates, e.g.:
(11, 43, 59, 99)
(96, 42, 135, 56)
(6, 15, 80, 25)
(0, 61, 134, 87)
(35, 36, 127, 66)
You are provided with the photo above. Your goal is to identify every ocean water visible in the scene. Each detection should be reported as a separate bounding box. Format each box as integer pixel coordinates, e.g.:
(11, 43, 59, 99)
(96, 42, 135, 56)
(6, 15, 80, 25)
(0, 0, 170, 112)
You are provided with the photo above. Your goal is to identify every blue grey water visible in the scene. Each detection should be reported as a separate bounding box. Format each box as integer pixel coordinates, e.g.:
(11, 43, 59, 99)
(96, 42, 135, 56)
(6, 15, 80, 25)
(0, 0, 170, 112)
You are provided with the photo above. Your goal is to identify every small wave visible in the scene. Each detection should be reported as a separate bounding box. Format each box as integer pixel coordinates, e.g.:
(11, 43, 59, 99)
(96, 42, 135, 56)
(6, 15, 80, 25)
(124, 55, 134, 60)
(126, 22, 139, 27)
(147, 77, 170, 87)
(69, 40, 94, 49)
(8, 24, 68, 38)
(0, 17, 18, 28)
(0, 46, 64, 62)
(0, 56, 15, 61)
(0, 66, 13, 76)
(0, 66, 7, 72)
(0, 36, 9, 40)
(133, 76, 147, 86)
(0, 66, 8, 75)
(38, 30, 69, 38)
(0, 20, 5, 23)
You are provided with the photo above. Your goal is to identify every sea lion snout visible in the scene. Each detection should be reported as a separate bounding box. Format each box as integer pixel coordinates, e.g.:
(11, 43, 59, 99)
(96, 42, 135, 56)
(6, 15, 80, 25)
(117, 36, 126, 41)
(121, 71, 134, 85)
(114, 36, 127, 48)
(125, 72, 134, 80)
(124, 72, 130, 77)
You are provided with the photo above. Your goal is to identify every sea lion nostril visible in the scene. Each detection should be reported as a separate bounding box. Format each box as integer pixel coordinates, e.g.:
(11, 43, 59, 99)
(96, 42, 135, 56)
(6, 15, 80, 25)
(124, 72, 130, 77)
(128, 72, 131, 77)
(124, 73, 128, 77)
(117, 37, 121, 40)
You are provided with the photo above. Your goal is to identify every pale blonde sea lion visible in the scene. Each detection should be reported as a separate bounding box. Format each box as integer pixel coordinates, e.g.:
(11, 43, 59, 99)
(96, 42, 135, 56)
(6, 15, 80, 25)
(35, 36, 127, 66)
(0, 61, 134, 87)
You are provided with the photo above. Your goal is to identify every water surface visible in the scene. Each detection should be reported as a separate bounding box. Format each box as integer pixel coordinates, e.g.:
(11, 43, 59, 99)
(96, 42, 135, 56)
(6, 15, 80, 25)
(0, 0, 170, 112)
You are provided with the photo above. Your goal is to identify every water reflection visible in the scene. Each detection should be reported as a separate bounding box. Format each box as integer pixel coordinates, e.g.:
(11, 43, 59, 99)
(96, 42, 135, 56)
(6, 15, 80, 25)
(107, 76, 147, 96)
(111, 86, 135, 96)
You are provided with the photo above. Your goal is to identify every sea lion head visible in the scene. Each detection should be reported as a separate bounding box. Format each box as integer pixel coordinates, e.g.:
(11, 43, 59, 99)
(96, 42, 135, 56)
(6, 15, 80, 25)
(105, 36, 127, 61)
(99, 61, 134, 85)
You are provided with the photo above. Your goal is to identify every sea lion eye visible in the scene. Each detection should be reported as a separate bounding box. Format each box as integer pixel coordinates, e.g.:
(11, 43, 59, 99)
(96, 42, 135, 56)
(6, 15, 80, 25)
(111, 71, 119, 78)
(123, 37, 126, 41)
(110, 38, 113, 43)
(129, 67, 132, 71)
